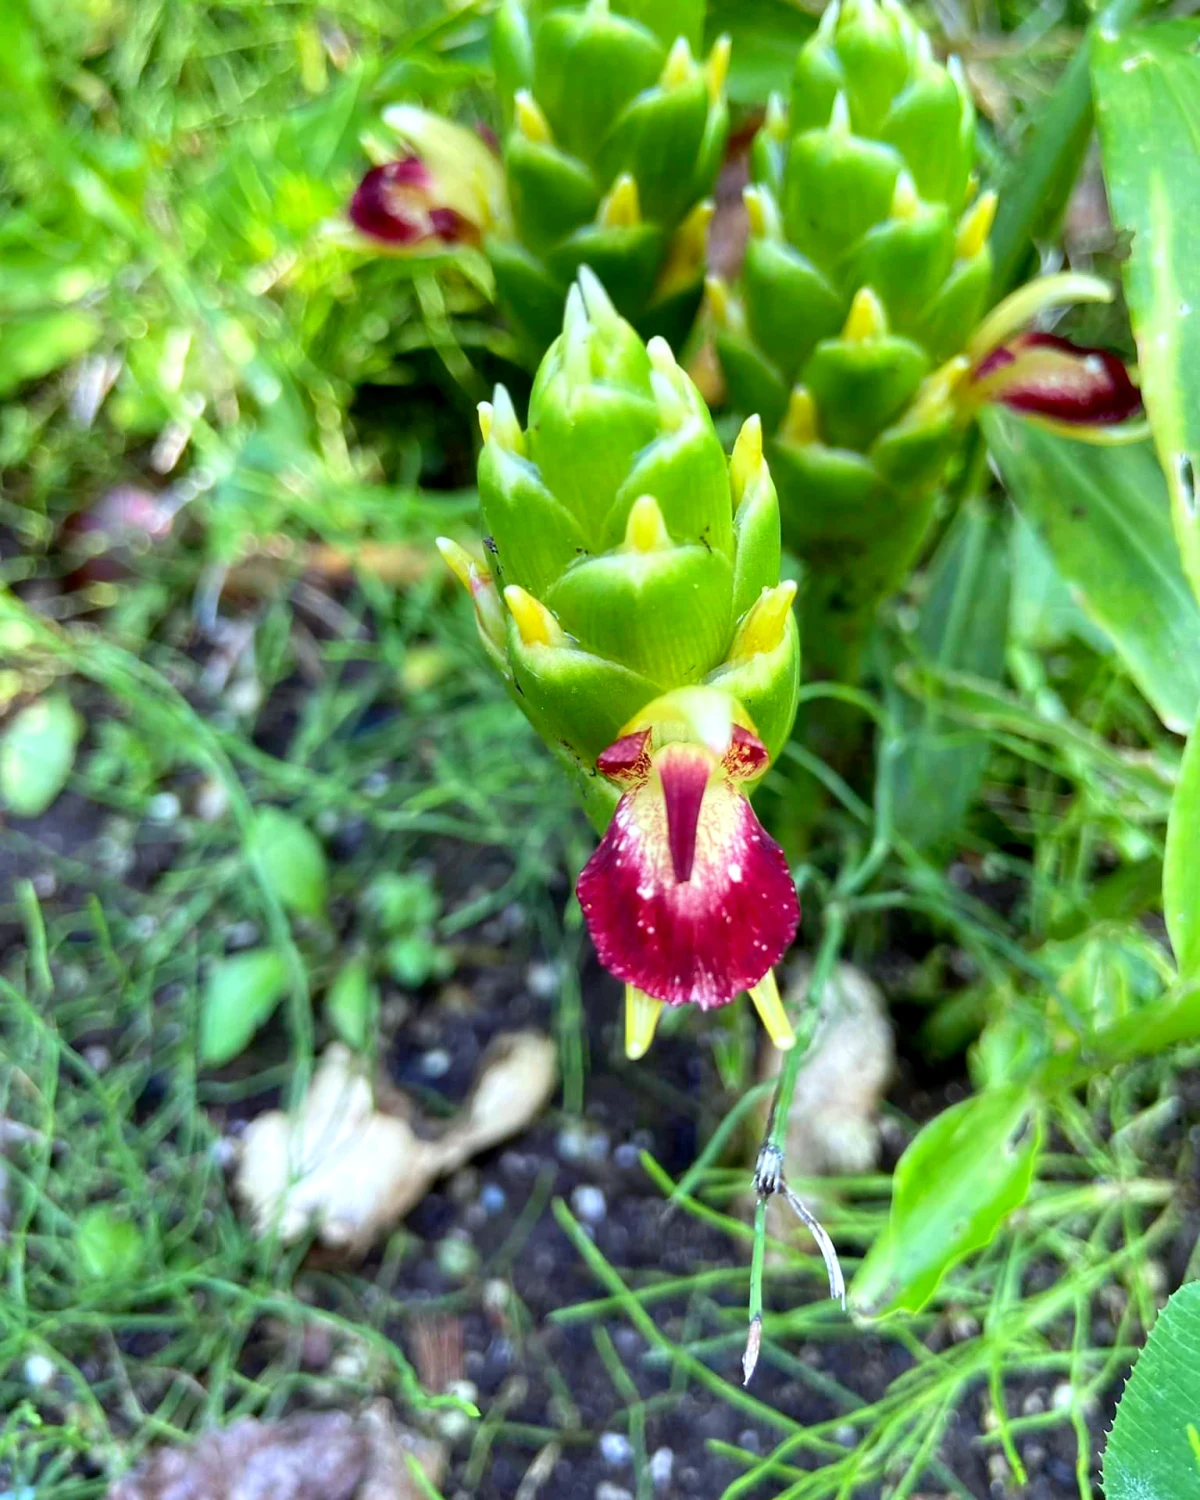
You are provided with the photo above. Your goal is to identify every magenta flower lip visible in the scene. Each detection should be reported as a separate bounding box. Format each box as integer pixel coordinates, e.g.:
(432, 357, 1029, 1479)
(349, 159, 469, 247)
(972, 331, 1142, 427)
(577, 725, 799, 1011)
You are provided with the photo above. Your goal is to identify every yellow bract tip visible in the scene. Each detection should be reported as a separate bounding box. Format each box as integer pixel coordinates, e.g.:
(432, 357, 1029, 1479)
(704, 274, 730, 325)
(891, 171, 920, 221)
(730, 413, 764, 504)
(504, 585, 563, 648)
(956, 189, 997, 260)
(436, 536, 478, 594)
(780, 384, 818, 446)
(731, 581, 797, 660)
(514, 89, 552, 144)
(743, 185, 769, 239)
(706, 34, 731, 103)
(661, 35, 693, 90)
(625, 985, 664, 1060)
(477, 401, 493, 445)
(624, 493, 671, 553)
(764, 92, 788, 140)
(599, 173, 640, 229)
(843, 286, 887, 343)
(749, 970, 795, 1050)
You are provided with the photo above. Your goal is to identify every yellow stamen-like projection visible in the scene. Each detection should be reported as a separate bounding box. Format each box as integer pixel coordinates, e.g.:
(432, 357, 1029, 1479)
(660, 35, 693, 90)
(514, 89, 552, 144)
(624, 494, 671, 553)
(749, 970, 795, 1050)
(956, 189, 997, 260)
(729, 414, 764, 505)
(730, 582, 797, 661)
(780, 385, 818, 446)
(842, 286, 887, 343)
(625, 985, 664, 1059)
(599, 173, 641, 229)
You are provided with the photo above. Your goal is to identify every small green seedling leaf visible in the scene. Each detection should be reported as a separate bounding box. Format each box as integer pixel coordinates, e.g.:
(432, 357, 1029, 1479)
(1105, 1281, 1200, 1499)
(364, 872, 441, 934)
(1165, 704, 1200, 979)
(324, 959, 378, 1051)
(850, 1085, 1042, 1316)
(0, 693, 82, 817)
(76, 1205, 144, 1282)
(199, 949, 290, 1065)
(385, 933, 454, 989)
(247, 807, 328, 918)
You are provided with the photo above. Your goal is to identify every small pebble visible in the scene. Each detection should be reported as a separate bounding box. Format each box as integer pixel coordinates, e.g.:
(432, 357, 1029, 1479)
(1051, 1382, 1074, 1411)
(482, 1279, 510, 1317)
(130, 913, 157, 940)
(314, 808, 340, 836)
(595, 1485, 633, 1500)
(556, 1124, 590, 1163)
(584, 1130, 610, 1163)
(31, 870, 56, 899)
(361, 770, 390, 796)
(649, 1448, 674, 1489)
(599, 1432, 632, 1466)
(571, 1185, 607, 1225)
(421, 1048, 452, 1079)
(526, 961, 560, 999)
(614, 1142, 641, 1170)
(222, 920, 260, 950)
(480, 1183, 507, 1216)
(737, 1429, 762, 1455)
(194, 777, 230, 822)
(24, 1354, 55, 1388)
(833, 1424, 857, 1449)
(81, 1045, 111, 1075)
(147, 791, 181, 823)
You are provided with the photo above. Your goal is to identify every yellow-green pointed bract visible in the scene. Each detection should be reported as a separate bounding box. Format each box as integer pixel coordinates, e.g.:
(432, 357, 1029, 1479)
(488, 0, 729, 359)
(712, 0, 994, 681)
(447, 269, 800, 828)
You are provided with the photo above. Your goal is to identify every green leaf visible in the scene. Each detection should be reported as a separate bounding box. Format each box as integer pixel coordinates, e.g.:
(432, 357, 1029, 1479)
(1105, 1281, 1200, 1500)
(851, 1086, 1043, 1316)
(1166, 703, 1200, 979)
(883, 501, 1010, 850)
(1093, 20, 1200, 604)
(76, 1206, 144, 1282)
(199, 949, 290, 1066)
(704, 0, 816, 105)
(0, 310, 104, 398)
(385, 933, 454, 989)
(246, 807, 327, 918)
(0, 693, 82, 817)
(988, 0, 1142, 299)
(984, 411, 1200, 733)
(324, 959, 378, 1052)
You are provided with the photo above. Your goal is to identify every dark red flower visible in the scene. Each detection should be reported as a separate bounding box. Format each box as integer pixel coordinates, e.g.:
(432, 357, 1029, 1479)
(576, 721, 799, 1022)
(971, 331, 1141, 427)
(349, 158, 469, 248)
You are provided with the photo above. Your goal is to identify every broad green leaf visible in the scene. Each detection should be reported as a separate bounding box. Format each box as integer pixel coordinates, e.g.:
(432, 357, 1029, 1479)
(1104, 1281, 1200, 1500)
(76, 1206, 144, 1282)
(1008, 510, 1110, 654)
(1165, 704, 1200, 977)
(246, 807, 327, 918)
(0, 693, 82, 817)
(199, 949, 290, 1066)
(851, 1085, 1043, 1316)
(324, 959, 378, 1051)
(1093, 21, 1200, 604)
(988, 0, 1142, 297)
(984, 411, 1200, 733)
(882, 501, 1010, 850)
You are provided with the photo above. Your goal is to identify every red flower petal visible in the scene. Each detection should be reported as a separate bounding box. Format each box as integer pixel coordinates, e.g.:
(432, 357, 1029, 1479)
(577, 741, 799, 1009)
(972, 332, 1141, 426)
(349, 159, 467, 247)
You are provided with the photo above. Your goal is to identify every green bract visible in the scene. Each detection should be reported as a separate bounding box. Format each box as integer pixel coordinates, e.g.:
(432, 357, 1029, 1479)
(712, 0, 994, 679)
(440, 269, 801, 827)
(488, 0, 730, 357)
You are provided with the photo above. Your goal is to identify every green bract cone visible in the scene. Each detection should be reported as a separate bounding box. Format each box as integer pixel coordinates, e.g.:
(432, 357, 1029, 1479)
(712, 0, 995, 681)
(487, 0, 730, 359)
(441, 269, 800, 829)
